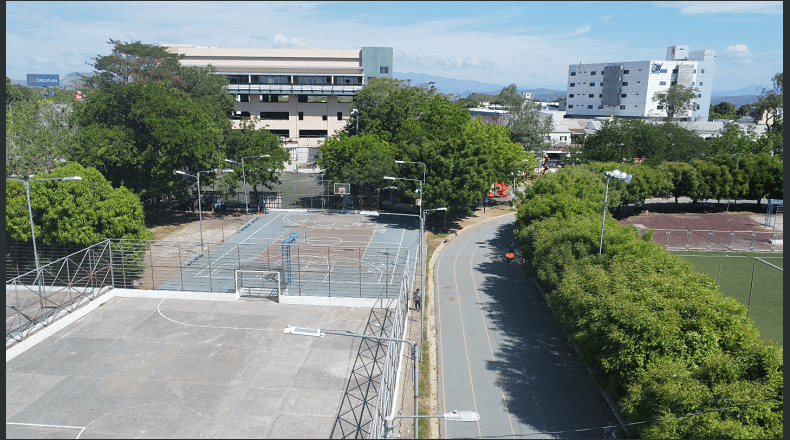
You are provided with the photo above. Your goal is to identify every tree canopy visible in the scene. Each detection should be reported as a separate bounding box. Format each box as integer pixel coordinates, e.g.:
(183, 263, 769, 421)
(334, 81, 535, 215)
(6, 162, 153, 246)
(496, 84, 552, 151)
(652, 84, 699, 120)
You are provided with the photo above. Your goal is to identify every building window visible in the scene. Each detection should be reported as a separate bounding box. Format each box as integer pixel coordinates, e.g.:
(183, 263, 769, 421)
(322, 115, 328, 121)
(699, 82, 703, 86)
(660, 69, 667, 73)
(298, 95, 308, 103)
(600, 71, 604, 75)
(657, 105, 664, 109)
(620, 105, 626, 109)
(569, 94, 574, 98)
(269, 129, 289, 137)
(299, 129, 328, 137)
(260, 112, 290, 120)
(590, 82, 595, 86)
(591, 71, 596, 75)
(622, 82, 628, 86)
(587, 105, 593, 109)
(701, 69, 705, 74)
(568, 104, 574, 109)
(380, 66, 389, 74)
(296, 76, 330, 85)
(621, 94, 627, 98)
(258, 75, 290, 85)
(599, 94, 602, 98)
(692, 82, 695, 86)
(236, 94, 250, 103)
(659, 81, 667, 85)
(693, 69, 697, 74)
(598, 105, 603, 109)
(589, 94, 594, 98)
(570, 72, 576, 76)
(260, 94, 288, 103)
(336, 76, 361, 85)
(298, 112, 304, 120)
(623, 69, 629, 74)
(697, 94, 702, 98)
(569, 83, 575, 87)
(230, 111, 251, 120)
(337, 112, 343, 120)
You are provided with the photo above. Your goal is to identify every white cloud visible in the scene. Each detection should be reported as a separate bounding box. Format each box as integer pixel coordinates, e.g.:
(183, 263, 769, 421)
(655, 1, 782, 15)
(272, 34, 311, 48)
(725, 44, 754, 64)
(570, 25, 591, 36)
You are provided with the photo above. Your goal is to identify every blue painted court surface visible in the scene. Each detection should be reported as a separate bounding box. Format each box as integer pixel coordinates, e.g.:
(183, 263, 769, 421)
(155, 211, 421, 298)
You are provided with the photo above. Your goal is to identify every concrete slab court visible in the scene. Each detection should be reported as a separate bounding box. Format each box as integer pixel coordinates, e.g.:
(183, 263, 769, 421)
(6, 295, 375, 438)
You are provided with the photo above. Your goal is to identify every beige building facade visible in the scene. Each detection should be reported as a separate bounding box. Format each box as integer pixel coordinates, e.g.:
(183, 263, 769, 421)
(165, 45, 393, 165)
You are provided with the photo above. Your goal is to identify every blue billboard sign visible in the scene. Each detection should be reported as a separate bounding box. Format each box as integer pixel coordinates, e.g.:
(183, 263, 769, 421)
(26, 74, 60, 87)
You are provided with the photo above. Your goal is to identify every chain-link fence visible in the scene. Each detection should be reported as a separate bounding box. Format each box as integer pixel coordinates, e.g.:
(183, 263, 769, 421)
(651, 229, 782, 252)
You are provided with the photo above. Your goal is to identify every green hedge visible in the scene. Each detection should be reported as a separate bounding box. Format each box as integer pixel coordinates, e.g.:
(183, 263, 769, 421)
(515, 166, 782, 438)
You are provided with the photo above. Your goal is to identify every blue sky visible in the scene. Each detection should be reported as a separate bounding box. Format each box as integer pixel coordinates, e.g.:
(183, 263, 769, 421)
(6, 1, 783, 93)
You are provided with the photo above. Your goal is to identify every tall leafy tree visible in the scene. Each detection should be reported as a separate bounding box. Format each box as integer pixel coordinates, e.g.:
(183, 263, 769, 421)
(316, 133, 396, 199)
(223, 118, 290, 206)
(6, 162, 153, 246)
(755, 72, 783, 133)
(83, 39, 184, 88)
(6, 80, 79, 177)
(70, 81, 226, 219)
(709, 100, 737, 121)
(652, 84, 699, 120)
(496, 84, 551, 151)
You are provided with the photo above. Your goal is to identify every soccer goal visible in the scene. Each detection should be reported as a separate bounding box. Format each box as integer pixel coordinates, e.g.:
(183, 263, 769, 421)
(235, 270, 282, 300)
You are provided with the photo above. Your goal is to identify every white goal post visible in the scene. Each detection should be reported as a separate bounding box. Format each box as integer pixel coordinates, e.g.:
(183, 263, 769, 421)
(235, 270, 282, 299)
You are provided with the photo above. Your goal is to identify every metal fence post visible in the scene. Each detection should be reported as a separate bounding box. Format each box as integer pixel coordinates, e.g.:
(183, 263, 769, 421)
(108, 239, 116, 288)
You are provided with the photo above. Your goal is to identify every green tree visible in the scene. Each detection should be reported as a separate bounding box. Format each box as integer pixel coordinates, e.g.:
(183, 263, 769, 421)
(70, 81, 226, 220)
(6, 99, 79, 177)
(709, 100, 737, 121)
(6, 162, 153, 246)
(316, 133, 396, 199)
(755, 72, 783, 133)
(652, 84, 699, 120)
(496, 84, 551, 152)
(223, 118, 290, 207)
(345, 77, 437, 142)
(6, 76, 37, 105)
(83, 38, 184, 88)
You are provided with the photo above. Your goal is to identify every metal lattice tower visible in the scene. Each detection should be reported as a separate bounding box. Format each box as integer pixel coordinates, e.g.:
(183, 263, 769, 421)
(764, 199, 783, 227)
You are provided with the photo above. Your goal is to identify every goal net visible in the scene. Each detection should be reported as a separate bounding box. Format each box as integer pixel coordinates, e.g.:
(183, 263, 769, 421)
(235, 270, 281, 299)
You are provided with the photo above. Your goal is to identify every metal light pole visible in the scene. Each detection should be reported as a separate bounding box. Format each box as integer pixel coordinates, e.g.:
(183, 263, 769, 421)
(394, 160, 426, 272)
(225, 155, 270, 216)
(175, 168, 234, 249)
(726, 153, 741, 212)
(6, 176, 82, 309)
(285, 326, 419, 438)
(384, 410, 479, 439)
(599, 170, 632, 255)
(351, 108, 359, 135)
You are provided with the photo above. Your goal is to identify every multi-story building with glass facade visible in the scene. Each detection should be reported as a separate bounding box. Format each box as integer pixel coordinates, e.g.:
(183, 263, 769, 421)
(165, 45, 393, 164)
(564, 45, 714, 121)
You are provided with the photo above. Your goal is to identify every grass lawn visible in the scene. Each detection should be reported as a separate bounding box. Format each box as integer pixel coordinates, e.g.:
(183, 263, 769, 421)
(671, 250, 783, 345)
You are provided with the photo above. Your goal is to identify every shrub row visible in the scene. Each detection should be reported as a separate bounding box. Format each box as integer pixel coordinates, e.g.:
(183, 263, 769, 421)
(515, 165, 782, 438)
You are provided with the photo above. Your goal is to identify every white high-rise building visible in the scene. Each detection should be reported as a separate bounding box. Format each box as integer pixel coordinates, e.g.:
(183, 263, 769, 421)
(565, 45, 715, 121)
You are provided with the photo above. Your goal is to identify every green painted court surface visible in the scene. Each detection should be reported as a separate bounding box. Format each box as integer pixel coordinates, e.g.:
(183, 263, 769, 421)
(671, 251, 783, 345)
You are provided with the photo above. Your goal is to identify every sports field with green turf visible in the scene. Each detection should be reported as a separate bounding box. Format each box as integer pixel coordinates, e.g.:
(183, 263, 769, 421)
(671, 250, 783, 345)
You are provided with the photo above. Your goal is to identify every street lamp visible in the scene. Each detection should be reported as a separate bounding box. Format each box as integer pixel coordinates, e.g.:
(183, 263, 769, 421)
(384, 410, 479, 439)
(285, 325, 420, 437)
(174, 168, 234, 249)
(599, 169, 631, 255)
(351, 108, 359, 135)
(6, 175, 82, 309)
(225, 155, 270, 216)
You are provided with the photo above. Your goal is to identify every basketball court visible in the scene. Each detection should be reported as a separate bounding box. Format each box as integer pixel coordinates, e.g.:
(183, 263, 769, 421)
(6, 295, 386, 438)
(153, 210, 420, 300)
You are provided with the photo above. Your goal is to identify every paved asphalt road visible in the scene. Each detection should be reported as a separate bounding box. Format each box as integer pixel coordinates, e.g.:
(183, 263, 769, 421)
(435, 213, 616, 439)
